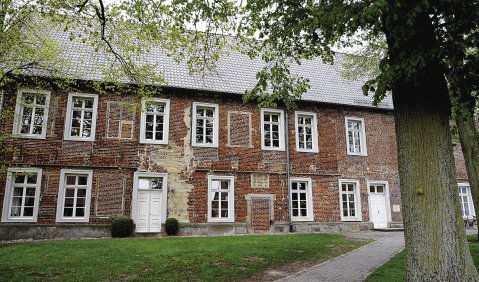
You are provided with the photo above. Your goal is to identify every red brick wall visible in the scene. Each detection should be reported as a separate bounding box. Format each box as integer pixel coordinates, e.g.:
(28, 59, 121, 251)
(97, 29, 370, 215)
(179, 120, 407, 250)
(0, 86, 406, 227)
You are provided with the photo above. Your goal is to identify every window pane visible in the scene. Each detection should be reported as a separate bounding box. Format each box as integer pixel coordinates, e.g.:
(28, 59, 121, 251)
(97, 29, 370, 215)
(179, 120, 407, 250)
(211, 181, 220, 190)
(151, 179, 163, 189)
(66, 176, 76, 185)
(14, 175, 25, 183)
(76, 208, 85, 217)
(24, 197, 35, 207)
(10, 207, 21, 217)
(63, 208, 73, 217)
(78, 176, 88, 185)
(84, 99, 94, 109)
(77, 189, 87, 197)
(13, 188, 23, 196)
(11, 196, 22, 206)
(23, 207, 34, 216)
(26, 188, 36, 196)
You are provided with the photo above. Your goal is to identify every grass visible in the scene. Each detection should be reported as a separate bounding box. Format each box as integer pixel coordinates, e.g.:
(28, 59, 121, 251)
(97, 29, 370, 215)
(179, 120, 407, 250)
(0, 233, 367, 282)
(366, 235, 479, 282)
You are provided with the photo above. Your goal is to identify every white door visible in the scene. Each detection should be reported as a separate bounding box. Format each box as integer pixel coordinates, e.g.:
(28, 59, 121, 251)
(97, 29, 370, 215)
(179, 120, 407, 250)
(369, 184, 388, 228)
(136, 190, 163, 232)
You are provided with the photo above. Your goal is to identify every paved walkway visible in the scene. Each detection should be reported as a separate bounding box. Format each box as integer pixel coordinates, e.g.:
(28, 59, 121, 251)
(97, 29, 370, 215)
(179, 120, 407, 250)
(278, 231, 405, 282)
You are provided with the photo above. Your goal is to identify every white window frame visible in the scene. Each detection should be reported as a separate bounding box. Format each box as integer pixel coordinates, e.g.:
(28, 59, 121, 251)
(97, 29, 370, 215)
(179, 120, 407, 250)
(458, 183, 476, 219)
(1, 168, 43, 223)
(207, 175, 235, 223)
(131, 172, 169, 230)
(64, 93, 99, 141)
(260, 108, 285, 151)
(295, 111, 319, 153)
(290, 177, 314, 222)
(12, 89, 51, 139)
(338, 179, 362, 221)
(56, 169, 93, 223)
(192, 102, 219, 148)
(345, 117, 367, 156)
(140, 98, 170, 144)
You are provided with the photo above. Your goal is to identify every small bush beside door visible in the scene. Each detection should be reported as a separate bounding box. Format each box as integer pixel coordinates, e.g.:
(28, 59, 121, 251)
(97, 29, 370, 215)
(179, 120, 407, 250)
(111, 217, 135, 238)
(165, 218, 179, 235)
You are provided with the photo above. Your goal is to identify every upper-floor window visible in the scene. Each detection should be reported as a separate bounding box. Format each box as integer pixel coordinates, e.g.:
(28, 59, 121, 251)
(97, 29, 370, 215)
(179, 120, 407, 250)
(290, 178, 314, 221)
(1, 168, 43, 223)
(339, 179, 362, 221)
(345, 117, 367, 156)
(295, 111, 318, 153)
(261, 109, 285, 151)
(13, 89, 51, 139)
(64, 93, 98, 141)
(192, 102, 219, 147)
(208, 175, 235, 222)
(140, 98, 170, 144)
(56, 169, 93, 223)
(458, 184, 476, 219)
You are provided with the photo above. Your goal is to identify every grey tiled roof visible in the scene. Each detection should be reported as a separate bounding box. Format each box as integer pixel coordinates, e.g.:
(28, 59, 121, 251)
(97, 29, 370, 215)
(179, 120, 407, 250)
(43, 28, 393, 110)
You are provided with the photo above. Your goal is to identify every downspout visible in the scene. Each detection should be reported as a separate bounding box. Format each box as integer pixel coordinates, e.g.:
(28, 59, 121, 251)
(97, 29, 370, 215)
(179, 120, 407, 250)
(284, 109, 293, 232)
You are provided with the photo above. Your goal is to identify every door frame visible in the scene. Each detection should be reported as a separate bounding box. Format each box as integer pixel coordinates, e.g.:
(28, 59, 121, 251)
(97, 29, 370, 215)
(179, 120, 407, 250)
(367, 180, 391, 228)
(132, 172, 168, 233)
(245, 194, 275, 233)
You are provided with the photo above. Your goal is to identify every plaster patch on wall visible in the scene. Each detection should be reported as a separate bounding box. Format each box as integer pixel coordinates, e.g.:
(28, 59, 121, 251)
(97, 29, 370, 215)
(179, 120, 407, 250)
(144, 105, 194, 223)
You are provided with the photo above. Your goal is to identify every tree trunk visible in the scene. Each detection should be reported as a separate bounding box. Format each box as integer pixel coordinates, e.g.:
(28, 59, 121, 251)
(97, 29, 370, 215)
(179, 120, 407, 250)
(382, 2, 478, 280)
(453, 89, 479, 241)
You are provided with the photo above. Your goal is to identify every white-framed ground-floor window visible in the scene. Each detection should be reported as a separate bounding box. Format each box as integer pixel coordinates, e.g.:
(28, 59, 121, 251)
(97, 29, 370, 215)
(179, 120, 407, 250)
(1, 168, 43, 223)
(338, 179, 362, 221)
(132, 172, 168, 233)
(367, 181, 391, 228)
(458, 183, 476, 220)
(290, 177, 314, 221)
(56, 169, 93, 223)
(208, 175, 235, 223)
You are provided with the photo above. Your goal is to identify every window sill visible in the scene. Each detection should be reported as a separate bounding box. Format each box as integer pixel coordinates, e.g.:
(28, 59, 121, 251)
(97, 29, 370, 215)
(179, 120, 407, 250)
(12, 134, 46, 140)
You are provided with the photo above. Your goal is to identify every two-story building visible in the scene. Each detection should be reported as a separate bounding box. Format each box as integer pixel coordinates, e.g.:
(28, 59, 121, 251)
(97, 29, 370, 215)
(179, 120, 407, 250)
(0, 28, 474, 240)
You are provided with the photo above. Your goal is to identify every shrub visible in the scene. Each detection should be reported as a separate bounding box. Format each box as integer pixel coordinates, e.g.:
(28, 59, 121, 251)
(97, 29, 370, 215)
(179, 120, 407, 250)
(111, 216, 134, 238)
(165, 218, 180, 236)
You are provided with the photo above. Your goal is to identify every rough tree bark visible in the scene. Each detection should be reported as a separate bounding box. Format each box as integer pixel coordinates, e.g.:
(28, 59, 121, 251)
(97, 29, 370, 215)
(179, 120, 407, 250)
(383, 2, 478, 280)
(453, 89, 479, 241)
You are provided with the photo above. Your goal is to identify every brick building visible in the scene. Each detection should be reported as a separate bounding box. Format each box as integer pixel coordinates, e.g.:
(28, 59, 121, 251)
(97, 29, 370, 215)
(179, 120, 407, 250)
(0, 30, 474, 239)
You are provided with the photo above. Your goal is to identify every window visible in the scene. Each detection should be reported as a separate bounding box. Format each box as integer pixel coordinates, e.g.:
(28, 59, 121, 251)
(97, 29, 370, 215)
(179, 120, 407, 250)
(345, 117, 367, 156)
(64, 93, 98, 141)
(1, 168, 42, 222)
(56, 169, 93, 223)
(12, 89, 51, 139)
(295, 111, 318, 152)
(208, 175, 235, 222)
(192, 102, 219, 147)
(140, 98, 170, 144)
(290, 178, 314, 221)
(261, 109, 285, 151)
(339, 179, 362, 221)
(458, 184, 476, 219)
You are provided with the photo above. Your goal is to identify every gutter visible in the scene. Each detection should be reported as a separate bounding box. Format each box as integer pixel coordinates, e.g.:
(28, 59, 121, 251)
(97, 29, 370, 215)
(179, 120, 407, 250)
(284, 109, 293, 232)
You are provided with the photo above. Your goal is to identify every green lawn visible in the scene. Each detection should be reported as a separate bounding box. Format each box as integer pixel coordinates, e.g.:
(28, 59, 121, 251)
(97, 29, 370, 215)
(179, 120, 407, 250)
(0, 233, 366, 281)
(366, 235, 479, 282)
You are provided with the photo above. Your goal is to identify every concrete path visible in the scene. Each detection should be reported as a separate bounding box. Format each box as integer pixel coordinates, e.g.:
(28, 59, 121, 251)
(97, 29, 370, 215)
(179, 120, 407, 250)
(278, 231, 405, 282)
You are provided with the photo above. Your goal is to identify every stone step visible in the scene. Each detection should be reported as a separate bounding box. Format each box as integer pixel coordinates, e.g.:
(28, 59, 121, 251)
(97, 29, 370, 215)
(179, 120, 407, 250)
(389, 222, 404, 229)
(372, 227, 404, 232)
